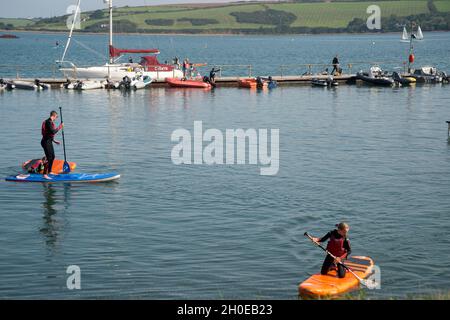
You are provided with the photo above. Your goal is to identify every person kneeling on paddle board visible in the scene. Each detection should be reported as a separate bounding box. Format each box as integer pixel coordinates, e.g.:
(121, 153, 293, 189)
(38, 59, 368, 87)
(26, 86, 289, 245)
(41, 111, 63, 180)
(312, 222, 351, 278)
(23, 157, 47, 174)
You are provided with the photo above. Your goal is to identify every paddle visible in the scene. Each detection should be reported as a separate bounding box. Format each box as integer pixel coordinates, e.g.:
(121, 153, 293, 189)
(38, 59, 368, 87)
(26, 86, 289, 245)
(58, 107, 70, 173)
(304, 232, 376, 289)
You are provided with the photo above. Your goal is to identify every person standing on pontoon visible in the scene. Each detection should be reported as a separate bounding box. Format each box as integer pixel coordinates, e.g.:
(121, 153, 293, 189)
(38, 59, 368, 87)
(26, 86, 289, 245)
(182, 59, 190, 79)
(209, 67, 221, 83)
(332, 55, 340, 75)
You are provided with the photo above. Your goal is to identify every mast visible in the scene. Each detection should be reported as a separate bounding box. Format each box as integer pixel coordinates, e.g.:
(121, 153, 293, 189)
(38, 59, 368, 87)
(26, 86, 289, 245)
(407, 22, 415, 73)
(61, 0, 81, 63)
(106, 0, 114, 64)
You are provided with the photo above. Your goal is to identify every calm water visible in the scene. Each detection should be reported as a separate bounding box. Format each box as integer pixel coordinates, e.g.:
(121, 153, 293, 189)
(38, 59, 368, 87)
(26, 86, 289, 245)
(0, 32, 450, 299)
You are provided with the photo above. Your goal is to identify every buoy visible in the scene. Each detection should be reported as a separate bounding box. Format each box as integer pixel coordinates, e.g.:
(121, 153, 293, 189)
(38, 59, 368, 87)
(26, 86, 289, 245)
(409, 54, 415, 64)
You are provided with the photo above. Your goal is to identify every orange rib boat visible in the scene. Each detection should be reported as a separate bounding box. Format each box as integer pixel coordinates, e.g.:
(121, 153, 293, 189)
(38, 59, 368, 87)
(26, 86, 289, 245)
(238, 78, 268, 89)
(299, 256, 374, 299)
(166, 78, 211, 89)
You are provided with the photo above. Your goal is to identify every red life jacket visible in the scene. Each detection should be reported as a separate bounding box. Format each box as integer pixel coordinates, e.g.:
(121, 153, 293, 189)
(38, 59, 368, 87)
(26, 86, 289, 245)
(41, 119, 56, 140)
(326, 233, 347, 257)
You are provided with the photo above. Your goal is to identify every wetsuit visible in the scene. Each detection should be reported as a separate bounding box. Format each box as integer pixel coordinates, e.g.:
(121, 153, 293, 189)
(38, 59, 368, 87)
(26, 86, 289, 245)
(318, 229, 351, 278)
(209, 68, 220, 82)
(41, 118, 62, 174)
(332, 57, 340, 75)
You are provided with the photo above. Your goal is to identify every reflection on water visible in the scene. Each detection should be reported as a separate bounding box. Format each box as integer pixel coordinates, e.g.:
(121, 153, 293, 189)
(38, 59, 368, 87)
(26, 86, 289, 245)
(40, 184, 70, 250)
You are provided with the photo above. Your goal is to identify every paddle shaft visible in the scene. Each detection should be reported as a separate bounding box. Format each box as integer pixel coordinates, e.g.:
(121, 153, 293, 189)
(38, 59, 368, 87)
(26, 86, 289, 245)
(304, 232, 365, 283)
(59, 107, 67, 163)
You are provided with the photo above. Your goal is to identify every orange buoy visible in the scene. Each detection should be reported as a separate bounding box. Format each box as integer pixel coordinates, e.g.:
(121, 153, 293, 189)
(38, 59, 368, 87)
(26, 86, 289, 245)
(409, 54, 415, 64)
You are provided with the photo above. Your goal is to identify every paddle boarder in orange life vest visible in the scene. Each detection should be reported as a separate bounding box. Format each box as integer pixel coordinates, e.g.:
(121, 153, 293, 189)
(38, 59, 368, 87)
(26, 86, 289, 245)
(41, 111, 63, 180)
(311, 222, 351, 278)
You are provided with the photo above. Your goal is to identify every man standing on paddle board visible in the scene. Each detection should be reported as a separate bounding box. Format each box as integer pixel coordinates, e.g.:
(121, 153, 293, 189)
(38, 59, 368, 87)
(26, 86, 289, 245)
(41, 111, 63, 179)
(312, 222, 351, 278)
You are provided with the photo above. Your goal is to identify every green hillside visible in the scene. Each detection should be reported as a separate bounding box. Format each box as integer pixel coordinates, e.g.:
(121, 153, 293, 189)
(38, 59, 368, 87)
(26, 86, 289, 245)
(1, 0, 450, 34)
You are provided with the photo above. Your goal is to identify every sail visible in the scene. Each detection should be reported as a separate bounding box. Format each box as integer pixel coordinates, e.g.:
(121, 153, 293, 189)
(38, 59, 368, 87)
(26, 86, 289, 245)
(401, 26, 409, 41)
(415, 26, 424, 40)
(109, 46, 160, 59)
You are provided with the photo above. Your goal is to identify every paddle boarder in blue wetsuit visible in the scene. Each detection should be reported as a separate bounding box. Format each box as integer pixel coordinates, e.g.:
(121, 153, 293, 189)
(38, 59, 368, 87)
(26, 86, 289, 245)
(41, 111, 63, 179)
(311, 222, 351, 278)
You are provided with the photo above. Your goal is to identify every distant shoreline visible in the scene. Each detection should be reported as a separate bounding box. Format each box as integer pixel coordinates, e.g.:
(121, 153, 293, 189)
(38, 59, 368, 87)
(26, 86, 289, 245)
(2, 28, 450, 37)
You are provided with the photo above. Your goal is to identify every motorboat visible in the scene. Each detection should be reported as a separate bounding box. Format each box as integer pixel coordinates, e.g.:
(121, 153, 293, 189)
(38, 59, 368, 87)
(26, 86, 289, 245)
(238, 76, 275, 89)
(62, 79, 105, 90)
(410, 66, 444, 83)
(13, 79, 51, 90)
(356, 66, 394, 86)
(119, 74, 152, 90)
(392, 72, 416, 86)
(0, 79, 15, 90)
(166, 77, 212, 89)
(311, 76, 338, 87)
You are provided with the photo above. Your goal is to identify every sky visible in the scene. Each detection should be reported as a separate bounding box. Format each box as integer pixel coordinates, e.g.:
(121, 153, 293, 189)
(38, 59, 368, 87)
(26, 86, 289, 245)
(0, 0, 269, 19)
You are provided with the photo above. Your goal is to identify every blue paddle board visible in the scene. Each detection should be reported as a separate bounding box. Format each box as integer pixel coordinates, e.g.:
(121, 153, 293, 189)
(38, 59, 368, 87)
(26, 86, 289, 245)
(5, 173, 120, 183)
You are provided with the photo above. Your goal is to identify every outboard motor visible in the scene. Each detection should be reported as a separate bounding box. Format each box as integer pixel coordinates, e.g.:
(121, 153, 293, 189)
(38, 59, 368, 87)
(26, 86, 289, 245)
(256, 76, 264, 89)
(120, 76, 132, 90)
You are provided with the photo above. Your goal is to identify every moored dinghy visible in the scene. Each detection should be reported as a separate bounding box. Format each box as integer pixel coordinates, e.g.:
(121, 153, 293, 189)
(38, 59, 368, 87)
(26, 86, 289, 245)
(119, 75, 152, 90)
(130, 75, 152, 90)
(411, 66, 444, 83)
(357, 66, 394, 86)
(0, 79, 15, 90)
(13, 79, 51, 90)
(392, 72, 416, 86)
(166, 77, 212, 89)
(312, 76, 338, 87)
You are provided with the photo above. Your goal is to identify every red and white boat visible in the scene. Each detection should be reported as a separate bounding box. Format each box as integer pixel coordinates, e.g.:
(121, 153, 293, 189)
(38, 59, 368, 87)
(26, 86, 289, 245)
(59, 0, 183, 81)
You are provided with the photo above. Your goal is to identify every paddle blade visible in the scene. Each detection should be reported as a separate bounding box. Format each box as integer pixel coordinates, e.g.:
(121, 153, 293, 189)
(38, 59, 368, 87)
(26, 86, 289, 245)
(63, 161, 71, 173)
(361, 278, 379, 290)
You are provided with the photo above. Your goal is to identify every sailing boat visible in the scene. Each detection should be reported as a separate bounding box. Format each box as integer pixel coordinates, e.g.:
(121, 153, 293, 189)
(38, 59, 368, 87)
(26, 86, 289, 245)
(401, 25, 424, 42)
(415, 26, 424, 40)
(401, 26, 409, 42)
(59, 0, 183, 81)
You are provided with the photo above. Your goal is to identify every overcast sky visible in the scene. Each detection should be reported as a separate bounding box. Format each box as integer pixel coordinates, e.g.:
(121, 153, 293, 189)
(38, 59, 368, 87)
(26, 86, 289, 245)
(1, 0, 270, 18)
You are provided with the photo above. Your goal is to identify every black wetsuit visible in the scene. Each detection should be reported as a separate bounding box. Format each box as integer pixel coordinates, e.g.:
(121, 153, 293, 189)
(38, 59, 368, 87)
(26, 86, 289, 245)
(332, 57, 340, 75)
(209, 68, 220, 82)
(41, 118, 61, 174)
(318, 229, 351, 278)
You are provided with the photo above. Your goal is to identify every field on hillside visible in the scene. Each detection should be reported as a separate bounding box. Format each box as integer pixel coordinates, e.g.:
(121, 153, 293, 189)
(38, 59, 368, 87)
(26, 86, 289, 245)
(2, 0, 449, 33)
(434, 0, 450, 12)
(0, 18, 34, 27)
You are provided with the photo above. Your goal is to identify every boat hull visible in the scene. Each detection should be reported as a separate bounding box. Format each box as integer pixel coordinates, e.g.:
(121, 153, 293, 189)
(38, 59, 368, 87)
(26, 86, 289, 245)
(356, 73, 394, 86)
(166, 78, 211, 89)
(60, 65, 183, 82)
